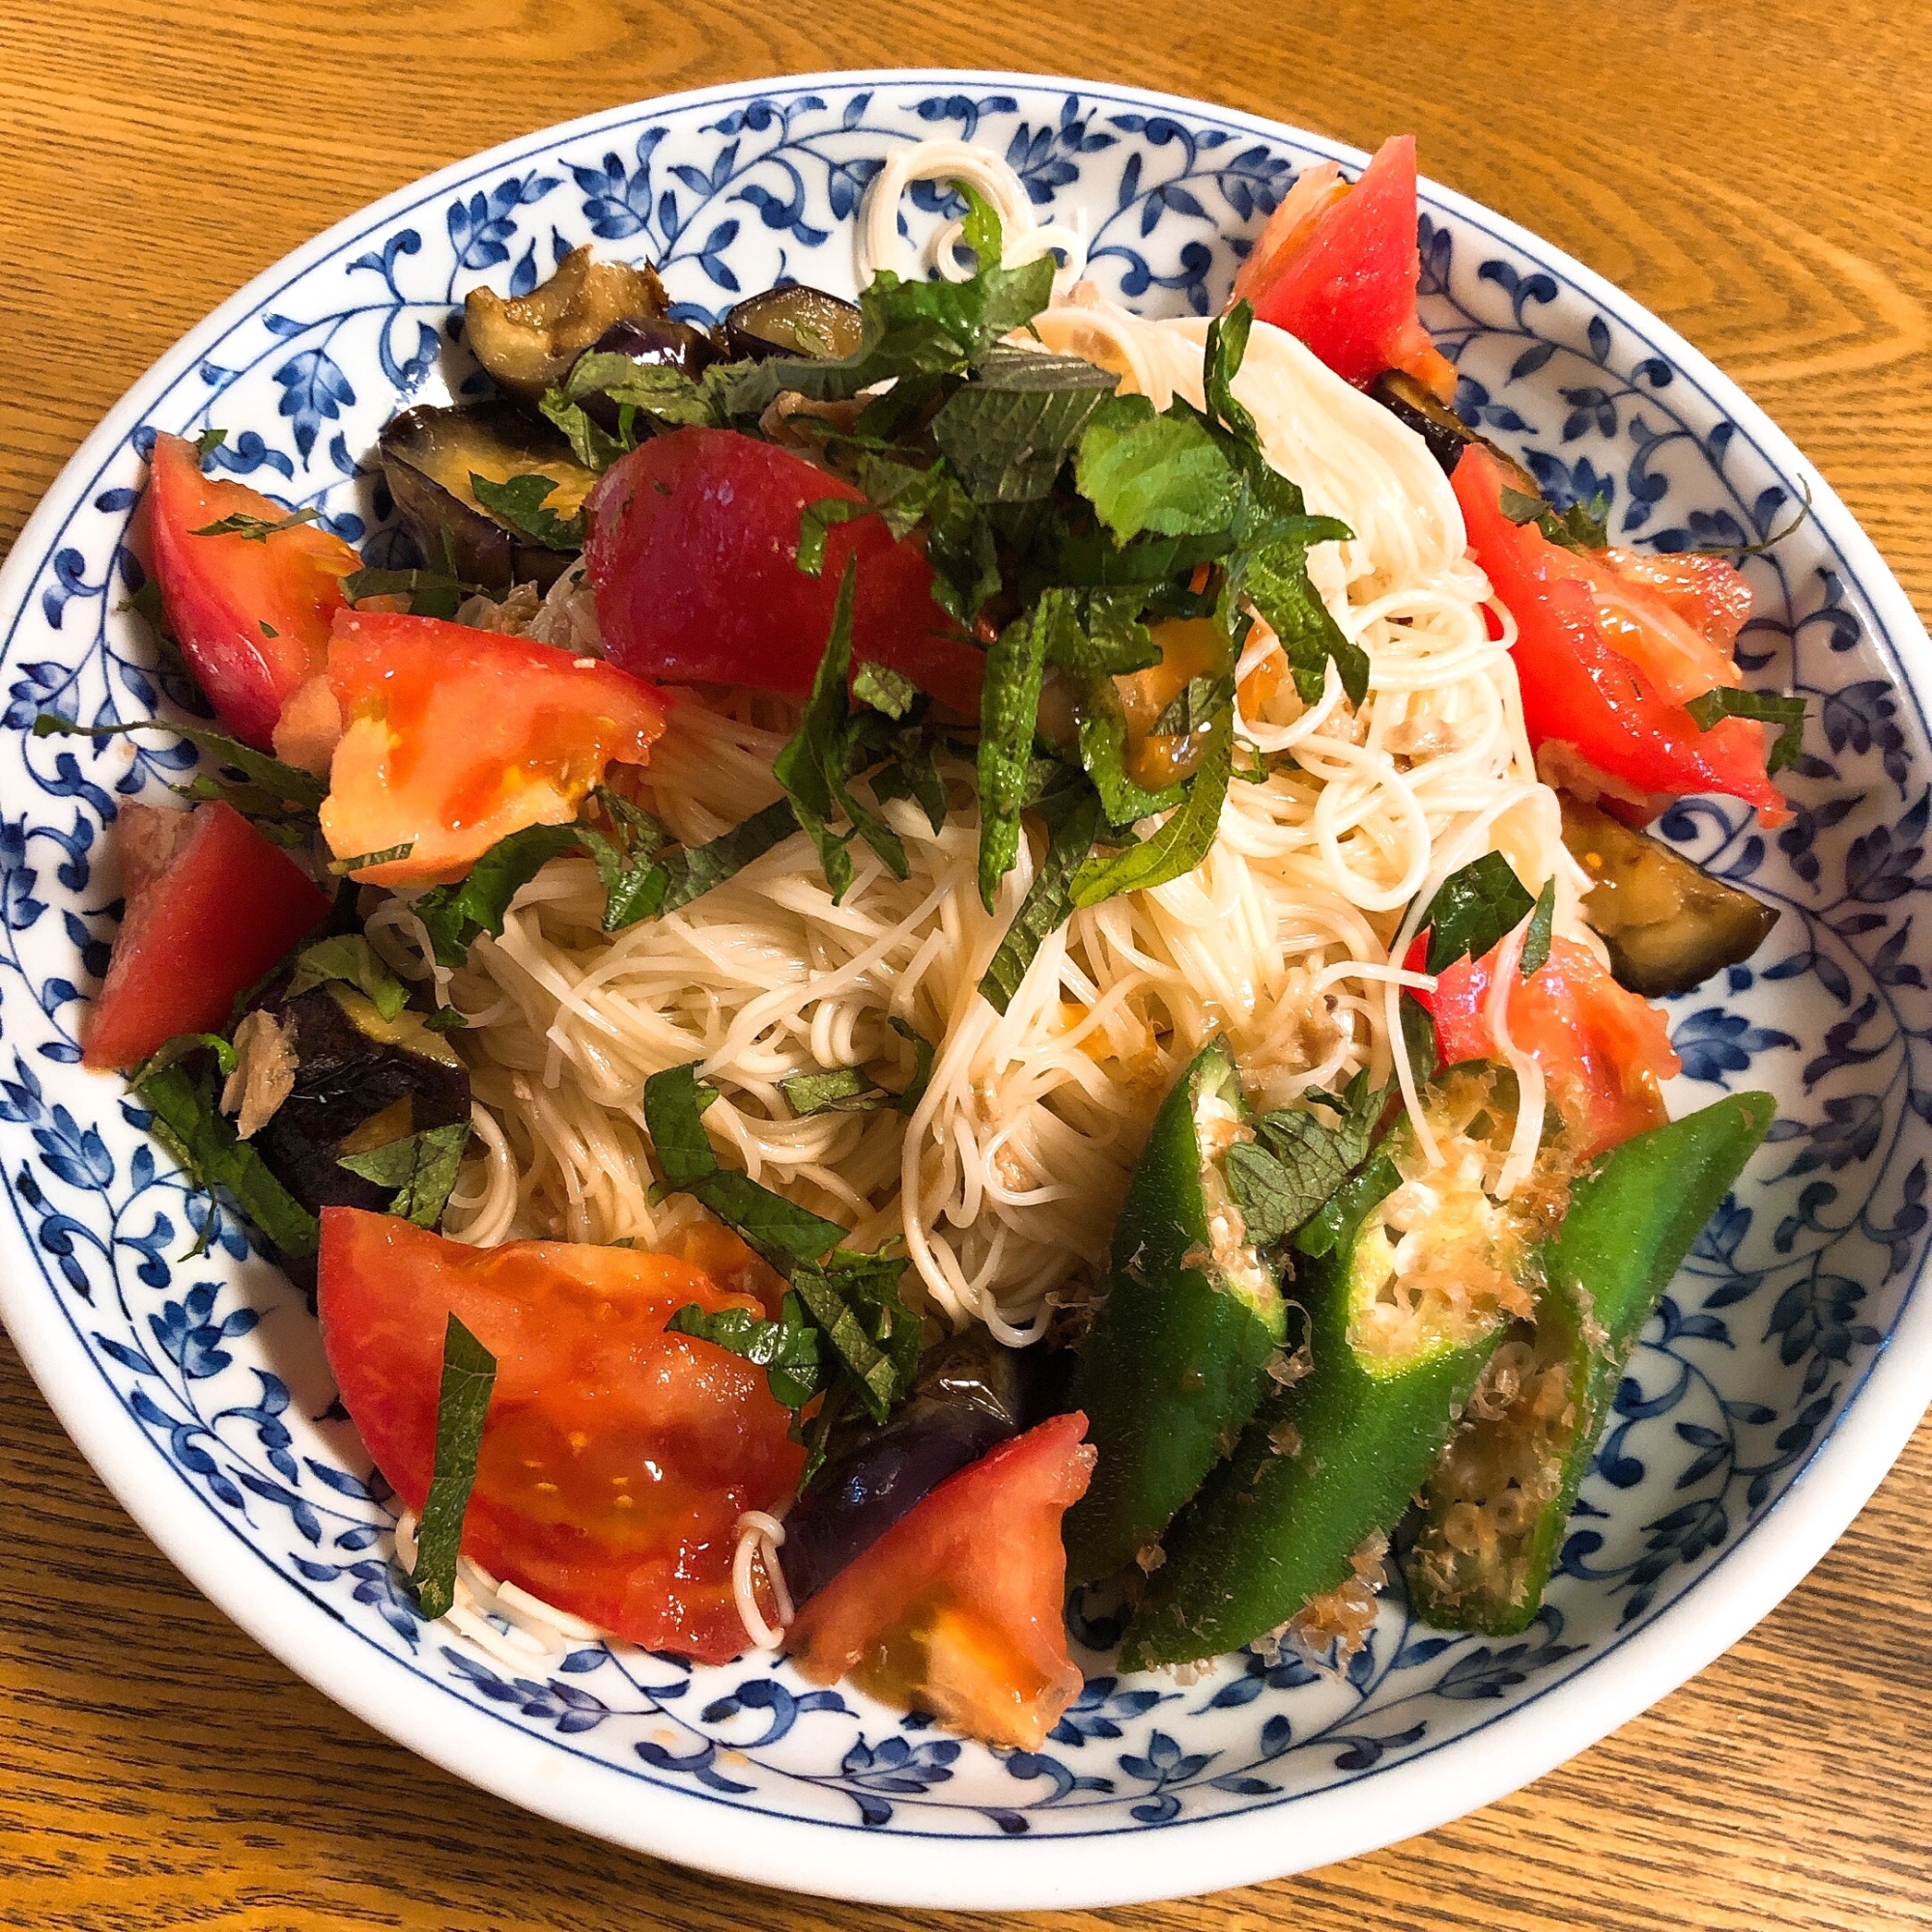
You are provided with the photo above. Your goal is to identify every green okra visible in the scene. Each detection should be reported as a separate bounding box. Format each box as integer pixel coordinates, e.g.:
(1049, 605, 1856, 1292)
(1062, 1038, 1287, 1586)
(1119, 1200, 1506, 1669)
(1406, 1090, 1776, 1634)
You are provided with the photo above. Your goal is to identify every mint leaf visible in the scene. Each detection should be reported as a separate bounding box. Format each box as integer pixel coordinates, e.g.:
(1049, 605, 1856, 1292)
(1075, 395, 1239, 543)
(1224, 1067, 1387, 1247)
(287, 934, 410, 1021)
(930, 345, 1118, 502)
(410, 1314, 497, 1620)
(1243, 516, 1365, 706)
(780, 1016, 936, 1119)
(1420, 852, 1536, 976)
(467, 472, 585, 551)
(853, 660, 918, 720)
(129, 1033, 239, 1083)
(1684, 685, 1807, 775)
(327, 841, 415, 875)
(337, 1121, 472, 1228)
(796, 497, 876, 579)
(1295, 1145, 1404, 1259)
(338, 563, 497, 618)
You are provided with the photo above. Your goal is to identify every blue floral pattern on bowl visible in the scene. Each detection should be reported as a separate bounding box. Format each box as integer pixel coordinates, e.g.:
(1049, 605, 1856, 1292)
(2, 73, 1928, 1882)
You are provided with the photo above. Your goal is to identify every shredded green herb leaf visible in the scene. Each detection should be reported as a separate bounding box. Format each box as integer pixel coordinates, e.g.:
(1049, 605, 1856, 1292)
(1684, 685, 1807, 774)
(411, 1314, 497, 1620)
(1420, 852, 1536, 977)
(1223, 1067, 1387, 1248)
(413, 824, 583, 965)
(191, 505, 323, 542)
(327, 841, 416, 876)
(32, 714, 327, 812)
(1520, 877, 1556, 978)
(286, 934, 410, 1021)
(667, 1293, 823, 1408)
(134, 1064, 320, 1259)
(467, 472, 586, 551)
(337, 1121, 472, 1228)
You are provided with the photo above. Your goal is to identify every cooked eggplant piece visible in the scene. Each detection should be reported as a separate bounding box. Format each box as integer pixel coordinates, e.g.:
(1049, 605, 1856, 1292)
(1371, 369, 1538, 496)
(378, 400, 597, 590)
(253, 984, 470, 1230)
(723, 284, 865, 363)
(464, 244, 669, 404)
(566, 316, 720, 433)
(1559, 793, 1779, 996)
(779, 1328, 1055, 1605)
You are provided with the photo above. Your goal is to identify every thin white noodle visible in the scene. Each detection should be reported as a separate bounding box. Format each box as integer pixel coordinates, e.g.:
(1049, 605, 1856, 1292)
(732, 1508, 795, 1650)
(857, 138, 1087, 293)
(431, 145, 1594, 1355)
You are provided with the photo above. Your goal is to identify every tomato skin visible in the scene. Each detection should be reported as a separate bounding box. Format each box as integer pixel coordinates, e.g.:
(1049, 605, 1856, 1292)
(83, 799, 331, 1070)
(1452, 445, 1788, 826)
(786, 1412, 1094, 1750)
(317, 1209, 804, 1663)
(317, 610, 667, 885)
(1432, 935, 1680, 1157)
(583, 429, 986, 716)
(148, 434, 361, 749)
(1239, 135, 1457, 400)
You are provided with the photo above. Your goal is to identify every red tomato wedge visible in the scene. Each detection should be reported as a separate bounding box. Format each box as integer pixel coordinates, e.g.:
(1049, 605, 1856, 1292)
(583, 428, 987, 717)
(786, 1412, 1094, 1750)
(1452, 445, 1788, 826)
(1429, 935, 1679, 1157)
(84, 799, 331, 1070)
(317, 1209, 804, 1663)
(147, 434, 361, 750)
(1233, 135, 1457, 401)
(315, 610, 666, 886)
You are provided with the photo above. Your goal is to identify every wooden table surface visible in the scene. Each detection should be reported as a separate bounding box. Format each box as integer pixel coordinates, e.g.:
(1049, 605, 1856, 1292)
(4, 2, 1931, 1925)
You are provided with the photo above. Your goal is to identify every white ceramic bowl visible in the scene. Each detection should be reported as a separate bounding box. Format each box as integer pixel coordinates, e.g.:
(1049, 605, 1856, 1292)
(1, 71, 1927, 1909)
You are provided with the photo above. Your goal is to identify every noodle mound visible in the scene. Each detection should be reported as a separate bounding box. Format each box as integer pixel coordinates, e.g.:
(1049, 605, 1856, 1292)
(384, 157, 1594, 1341)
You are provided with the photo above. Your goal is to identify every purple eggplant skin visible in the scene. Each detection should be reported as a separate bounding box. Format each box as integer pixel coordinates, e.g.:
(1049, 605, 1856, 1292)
(722, 284, 865, 363)
(778, 1329, 1061, 1606)
(574, 318, 720, 431)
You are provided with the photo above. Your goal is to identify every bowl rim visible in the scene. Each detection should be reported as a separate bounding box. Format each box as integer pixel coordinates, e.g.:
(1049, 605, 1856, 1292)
(2, 66, 1929, 1911)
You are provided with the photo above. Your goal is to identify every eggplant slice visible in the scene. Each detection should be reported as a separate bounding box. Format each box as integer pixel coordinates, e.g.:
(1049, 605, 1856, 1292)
(464, 244, 671, 404)
(1370, 369, 1539, 497)
(1559, 794, 1779, 996)
(778, 1327, 1059, 1605)
(253, 985, 470, 1230)
(378, 400, 597, 590)
(722, 284, 865, 363)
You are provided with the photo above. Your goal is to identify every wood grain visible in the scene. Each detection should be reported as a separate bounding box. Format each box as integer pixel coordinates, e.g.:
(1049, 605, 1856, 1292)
(2, 2, 1930, 1923)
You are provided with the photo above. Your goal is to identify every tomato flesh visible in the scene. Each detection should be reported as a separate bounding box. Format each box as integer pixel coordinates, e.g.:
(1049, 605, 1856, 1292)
(84, 799, 331, 1070)
(147, 434, 361, 749)
(786, 1412, 1094, 1749)
(1453, 446, 1787, 826)
(1431, 934, 1679, 1157)
(317, 1209, 804, 1662)
(583, 428, 987, 716)
(317, 610, 667, 885)
(1237, 135, 1457, 400)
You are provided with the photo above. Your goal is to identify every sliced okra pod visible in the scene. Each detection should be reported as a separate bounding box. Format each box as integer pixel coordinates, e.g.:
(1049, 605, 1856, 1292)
(1406, 1090, 1775, 1634)
(1062, 1038, 1287, 1586)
